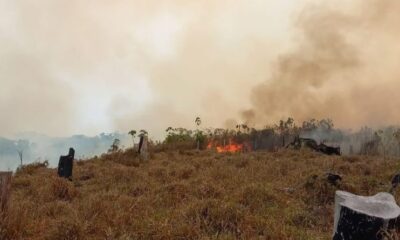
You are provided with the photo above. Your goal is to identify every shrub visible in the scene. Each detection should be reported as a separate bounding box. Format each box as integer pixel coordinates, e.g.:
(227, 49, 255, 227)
(16, 160, 49, 175)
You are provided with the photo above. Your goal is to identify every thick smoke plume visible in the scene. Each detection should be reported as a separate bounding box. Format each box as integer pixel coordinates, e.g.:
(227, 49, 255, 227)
(246, 0, 400, 129)
(0, 0, 400, 140)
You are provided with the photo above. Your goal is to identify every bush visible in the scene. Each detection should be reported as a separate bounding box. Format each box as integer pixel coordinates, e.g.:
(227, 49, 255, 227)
(16, 160, 49, 175)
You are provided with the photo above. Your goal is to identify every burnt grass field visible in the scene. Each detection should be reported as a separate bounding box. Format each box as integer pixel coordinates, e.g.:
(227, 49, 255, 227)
(2, 148, 400, 240)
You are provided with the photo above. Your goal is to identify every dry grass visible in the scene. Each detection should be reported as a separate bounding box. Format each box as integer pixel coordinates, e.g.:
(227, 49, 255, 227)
(1, 149, 400, 239)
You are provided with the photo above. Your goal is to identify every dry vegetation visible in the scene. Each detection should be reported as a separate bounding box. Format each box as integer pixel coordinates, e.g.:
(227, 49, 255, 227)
(2, 148, 400, 240)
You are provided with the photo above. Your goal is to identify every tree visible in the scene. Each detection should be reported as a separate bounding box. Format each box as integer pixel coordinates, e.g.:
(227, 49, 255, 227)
(195, 117, 202, 150)
(195, 117, 202, 127)
(128, 130, 137, 149)
(139, 129, 148, 137)
(108, 139, 121, 153)
(138, 130, 149, 149)
(242, 124, 249, 133)
(319, 119, 334, 131)
(166, 127, 173, 133)
(15, 139, 29, 167)
(17, 149, 23, 167)
(236, 124, 241, 133)
(276, 118, 295, 147)
(302, 119, 318, 131)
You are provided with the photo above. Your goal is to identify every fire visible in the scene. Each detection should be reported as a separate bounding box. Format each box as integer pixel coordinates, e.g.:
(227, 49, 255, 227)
(216, 144, 243, 153)
(207, 140, 244, 153)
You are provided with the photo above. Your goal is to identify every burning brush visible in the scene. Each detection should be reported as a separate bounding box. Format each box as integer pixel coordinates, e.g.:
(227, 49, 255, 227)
(207, 139, 246, 153)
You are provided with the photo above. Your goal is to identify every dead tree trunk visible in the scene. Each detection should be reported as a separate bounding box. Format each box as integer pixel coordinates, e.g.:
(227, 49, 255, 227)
(58, 148, 75, 179)
(17, 150, 23, 167)
(0, 172, 12, 214)
(333, 191, 400, 240)
(138, 136, 148, 161)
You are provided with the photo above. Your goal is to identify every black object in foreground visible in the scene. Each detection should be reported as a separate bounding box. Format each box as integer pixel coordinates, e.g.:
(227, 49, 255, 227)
(58, 148, 75, 179)
(333, 191, 400, 240)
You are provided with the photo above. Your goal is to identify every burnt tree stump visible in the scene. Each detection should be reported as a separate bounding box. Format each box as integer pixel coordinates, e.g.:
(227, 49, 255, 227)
(138, 136, 148, 161)
(0, 172, 12, 213)
(333, 191, 400, 240)
(58, 148, 75, 179)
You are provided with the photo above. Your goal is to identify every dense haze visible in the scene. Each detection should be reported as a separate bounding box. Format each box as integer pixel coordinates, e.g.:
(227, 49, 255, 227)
(0, 133, 131, 171)
(1, 0, 400, 140)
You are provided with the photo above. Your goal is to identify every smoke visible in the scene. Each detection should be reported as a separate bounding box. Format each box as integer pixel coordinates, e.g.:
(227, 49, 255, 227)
(246, 0, 400, 129)
(0, 133, 131, 171)
(0, 44, 76, 137)
(1, 0, 400, 140)
(1, 0, 301, 138)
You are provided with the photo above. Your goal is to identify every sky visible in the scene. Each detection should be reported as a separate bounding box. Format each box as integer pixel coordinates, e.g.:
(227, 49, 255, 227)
(1, 0, 400, 139)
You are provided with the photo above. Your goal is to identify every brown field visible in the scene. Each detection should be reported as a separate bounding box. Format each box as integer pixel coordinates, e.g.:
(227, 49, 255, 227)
(2, 149, 400, 240)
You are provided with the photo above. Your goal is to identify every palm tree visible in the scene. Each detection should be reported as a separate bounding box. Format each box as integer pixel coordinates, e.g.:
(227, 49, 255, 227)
(195, 117, 201, 150)
(139, 129, 148, 137)
(128, 130, 137, 149)
(195, 117, 201, 127)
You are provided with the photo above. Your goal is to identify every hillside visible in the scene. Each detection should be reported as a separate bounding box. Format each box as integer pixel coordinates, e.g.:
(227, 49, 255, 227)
(2, 149, 400, 240)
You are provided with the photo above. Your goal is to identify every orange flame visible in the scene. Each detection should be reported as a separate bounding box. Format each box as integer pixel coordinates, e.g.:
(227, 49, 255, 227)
(207, 140, 244, 153)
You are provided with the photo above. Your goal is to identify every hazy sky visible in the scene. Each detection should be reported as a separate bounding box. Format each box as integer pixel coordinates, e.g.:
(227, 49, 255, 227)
(1, 0, 399, 139)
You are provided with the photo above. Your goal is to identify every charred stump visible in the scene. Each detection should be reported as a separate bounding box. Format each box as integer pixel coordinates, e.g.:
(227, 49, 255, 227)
(287, 137, 341, 156)
(333, 191, 400, 240)
(318, 144, 341, 156)
(286, 137, 318, 150)
(0, 172, 12, 214)
(58, 148, 75, 179)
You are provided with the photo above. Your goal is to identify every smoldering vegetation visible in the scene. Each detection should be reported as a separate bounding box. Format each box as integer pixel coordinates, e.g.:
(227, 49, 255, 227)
(161, 118, 400, 159)
(2, 118, 399, 173)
